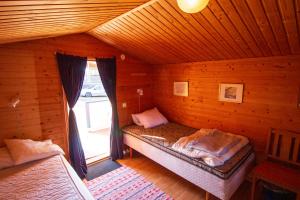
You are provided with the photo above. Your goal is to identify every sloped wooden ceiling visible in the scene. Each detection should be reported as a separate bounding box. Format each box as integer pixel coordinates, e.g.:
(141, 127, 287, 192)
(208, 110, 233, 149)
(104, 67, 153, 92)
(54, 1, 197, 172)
(89, 0, 300, 64)
(0, 0, 149, 44)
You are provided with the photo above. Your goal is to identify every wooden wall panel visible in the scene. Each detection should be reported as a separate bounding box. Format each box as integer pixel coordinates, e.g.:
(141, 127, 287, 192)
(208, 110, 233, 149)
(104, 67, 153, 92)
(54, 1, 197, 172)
(152, 56, 300, 153)
(0, 33, 153, 153)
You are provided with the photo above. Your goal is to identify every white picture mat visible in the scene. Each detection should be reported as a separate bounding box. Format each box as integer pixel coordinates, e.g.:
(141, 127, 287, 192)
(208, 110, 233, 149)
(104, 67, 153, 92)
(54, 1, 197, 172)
(219, 83, 243, 103)
(174, 82, 189, 97)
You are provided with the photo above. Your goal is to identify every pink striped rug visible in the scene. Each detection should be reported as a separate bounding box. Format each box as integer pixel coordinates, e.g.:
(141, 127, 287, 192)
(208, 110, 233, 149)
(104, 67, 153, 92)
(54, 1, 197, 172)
(85, 166, 173, 200)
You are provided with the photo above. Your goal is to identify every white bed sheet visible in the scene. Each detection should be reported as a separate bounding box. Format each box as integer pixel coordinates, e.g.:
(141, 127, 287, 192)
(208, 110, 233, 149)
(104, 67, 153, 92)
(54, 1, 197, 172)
(0, 154, 94, 200)
(124, 133, 255, 200)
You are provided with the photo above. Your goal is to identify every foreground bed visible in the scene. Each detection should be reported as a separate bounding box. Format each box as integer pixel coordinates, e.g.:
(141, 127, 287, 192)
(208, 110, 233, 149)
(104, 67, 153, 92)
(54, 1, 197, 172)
(0, 154, 94, 200)
(123, 123, 255, 200)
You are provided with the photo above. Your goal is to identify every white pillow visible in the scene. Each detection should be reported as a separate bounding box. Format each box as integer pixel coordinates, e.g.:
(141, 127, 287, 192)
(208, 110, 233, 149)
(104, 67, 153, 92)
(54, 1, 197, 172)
(4, 139, 64, 165)
(134, 107, 168, 128)
(0, 147, 14, 170)
(132, 114, 143, 126)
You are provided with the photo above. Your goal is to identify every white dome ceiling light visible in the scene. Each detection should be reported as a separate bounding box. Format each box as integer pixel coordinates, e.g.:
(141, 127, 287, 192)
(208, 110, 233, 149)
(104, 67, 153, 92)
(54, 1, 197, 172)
(177, 0, 209, 13)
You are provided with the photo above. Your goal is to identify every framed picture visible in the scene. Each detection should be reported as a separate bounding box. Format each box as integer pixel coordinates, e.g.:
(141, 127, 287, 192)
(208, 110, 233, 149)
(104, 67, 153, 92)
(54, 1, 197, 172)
(219, 83, 244, 103)
(174, 81, 188, 97)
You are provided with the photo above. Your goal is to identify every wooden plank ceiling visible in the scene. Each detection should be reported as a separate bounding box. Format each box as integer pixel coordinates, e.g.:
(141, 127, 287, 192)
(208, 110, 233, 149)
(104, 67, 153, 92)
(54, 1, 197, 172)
(0, 0, 149, 44)
(89, 0, 300, 64)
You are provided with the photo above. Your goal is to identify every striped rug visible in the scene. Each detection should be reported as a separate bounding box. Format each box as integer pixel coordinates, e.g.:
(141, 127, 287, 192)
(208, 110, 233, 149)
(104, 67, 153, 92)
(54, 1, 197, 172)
(85, 166, 172, 200)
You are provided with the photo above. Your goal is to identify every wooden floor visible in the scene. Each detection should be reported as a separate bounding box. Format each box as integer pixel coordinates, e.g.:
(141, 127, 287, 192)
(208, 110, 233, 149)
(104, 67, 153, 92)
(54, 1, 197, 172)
(118, 152, 251, 200)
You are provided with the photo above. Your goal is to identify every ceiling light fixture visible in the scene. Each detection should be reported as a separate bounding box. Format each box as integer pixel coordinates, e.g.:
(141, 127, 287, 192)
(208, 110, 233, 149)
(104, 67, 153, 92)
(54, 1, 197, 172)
(177, 0, 209, 13)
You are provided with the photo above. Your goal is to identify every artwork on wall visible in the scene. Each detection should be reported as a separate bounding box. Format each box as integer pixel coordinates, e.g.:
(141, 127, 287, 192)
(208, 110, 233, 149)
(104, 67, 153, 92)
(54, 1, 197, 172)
(174, 81, 189, 96)
(219, 83, 244, 103)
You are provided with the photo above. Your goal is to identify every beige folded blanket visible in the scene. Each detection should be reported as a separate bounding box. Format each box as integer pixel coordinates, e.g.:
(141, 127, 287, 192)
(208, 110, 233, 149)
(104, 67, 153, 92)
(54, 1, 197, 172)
(172, 129, 249, 166)
(187, 129, 241, 156)
(173, 129, 241, 157)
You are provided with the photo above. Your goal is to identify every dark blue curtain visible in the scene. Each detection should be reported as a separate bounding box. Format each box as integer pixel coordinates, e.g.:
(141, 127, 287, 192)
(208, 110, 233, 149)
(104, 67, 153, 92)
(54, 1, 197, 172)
(56, 53, 87, 179)
(96, 57, 123, 160)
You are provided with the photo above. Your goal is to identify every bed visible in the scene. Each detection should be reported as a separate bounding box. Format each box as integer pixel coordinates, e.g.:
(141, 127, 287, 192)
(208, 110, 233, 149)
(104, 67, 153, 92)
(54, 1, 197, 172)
(0, 154, 94, 200)
(122, 122, 255, 200)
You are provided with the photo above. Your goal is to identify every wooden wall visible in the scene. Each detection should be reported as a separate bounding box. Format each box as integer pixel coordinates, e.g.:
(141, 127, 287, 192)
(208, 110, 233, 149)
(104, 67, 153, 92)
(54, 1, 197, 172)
(0, 33, 153, 153)
(152, 56, 300, 153)
(1, 32, 299, 159)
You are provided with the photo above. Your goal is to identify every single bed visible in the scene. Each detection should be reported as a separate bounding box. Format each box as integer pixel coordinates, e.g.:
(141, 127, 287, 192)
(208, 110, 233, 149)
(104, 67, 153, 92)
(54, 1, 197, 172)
(122, 122, 255, 200)
(0, 154, 94, 200)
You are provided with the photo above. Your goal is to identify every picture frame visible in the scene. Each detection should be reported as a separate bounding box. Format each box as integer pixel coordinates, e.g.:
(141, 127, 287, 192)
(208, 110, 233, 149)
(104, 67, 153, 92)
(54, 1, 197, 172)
(219, 83, 244, 103)
(174, 81, 188, 97)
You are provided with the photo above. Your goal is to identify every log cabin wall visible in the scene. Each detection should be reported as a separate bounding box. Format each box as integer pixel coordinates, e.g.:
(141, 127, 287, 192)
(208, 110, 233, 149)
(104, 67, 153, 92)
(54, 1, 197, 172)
(152, 55, 300, 154)
(0, 33, 153, 153)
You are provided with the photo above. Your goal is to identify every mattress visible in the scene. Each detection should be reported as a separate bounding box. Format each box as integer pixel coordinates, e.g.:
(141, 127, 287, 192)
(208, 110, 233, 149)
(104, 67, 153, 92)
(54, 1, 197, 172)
(0, 155, 94, 200)
(124, 133, 255, 200)
(122, 123, 253, 179)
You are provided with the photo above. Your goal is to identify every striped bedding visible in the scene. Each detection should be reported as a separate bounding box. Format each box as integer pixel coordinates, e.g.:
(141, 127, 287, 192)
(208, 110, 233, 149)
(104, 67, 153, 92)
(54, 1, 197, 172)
(122, 123, 253, 180)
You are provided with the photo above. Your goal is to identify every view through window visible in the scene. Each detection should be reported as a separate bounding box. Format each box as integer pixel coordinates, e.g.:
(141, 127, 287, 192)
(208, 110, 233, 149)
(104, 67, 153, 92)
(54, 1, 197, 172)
(74, 61, 111, 164)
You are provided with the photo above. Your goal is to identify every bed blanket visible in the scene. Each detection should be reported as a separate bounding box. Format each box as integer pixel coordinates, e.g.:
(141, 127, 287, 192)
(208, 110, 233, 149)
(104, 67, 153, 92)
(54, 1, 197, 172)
(172, 129, 249, 166)
(0, 155, 93, 200)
